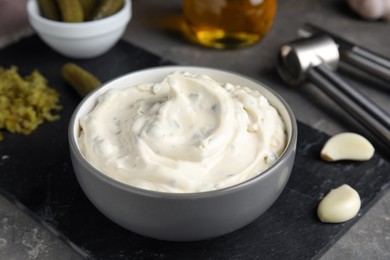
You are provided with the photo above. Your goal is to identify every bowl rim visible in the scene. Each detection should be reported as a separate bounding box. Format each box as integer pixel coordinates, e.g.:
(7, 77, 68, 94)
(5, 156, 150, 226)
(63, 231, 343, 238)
(27, 0, 131, 36)
(69, 65, 298, 199)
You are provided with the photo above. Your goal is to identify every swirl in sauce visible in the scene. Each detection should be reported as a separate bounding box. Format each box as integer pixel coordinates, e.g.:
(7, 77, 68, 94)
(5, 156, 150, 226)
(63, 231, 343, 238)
(78, 72, 286, 193)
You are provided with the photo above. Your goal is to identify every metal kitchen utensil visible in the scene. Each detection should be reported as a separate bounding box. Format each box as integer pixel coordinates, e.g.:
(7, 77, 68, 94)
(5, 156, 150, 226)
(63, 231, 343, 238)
(277, 34, 390, 150)
(298, 23, 390, 86)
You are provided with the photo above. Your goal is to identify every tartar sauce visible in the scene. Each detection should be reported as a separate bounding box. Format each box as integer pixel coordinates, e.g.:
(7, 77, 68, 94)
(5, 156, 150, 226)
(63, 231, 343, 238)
(78, 72, 286, 193)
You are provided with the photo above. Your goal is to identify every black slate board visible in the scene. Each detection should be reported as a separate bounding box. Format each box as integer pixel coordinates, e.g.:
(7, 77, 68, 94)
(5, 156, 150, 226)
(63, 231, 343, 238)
(1, 35, 390, 260)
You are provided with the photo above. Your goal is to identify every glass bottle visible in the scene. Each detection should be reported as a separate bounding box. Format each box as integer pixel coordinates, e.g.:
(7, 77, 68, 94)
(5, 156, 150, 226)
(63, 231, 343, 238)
(182, 0, 277, 49)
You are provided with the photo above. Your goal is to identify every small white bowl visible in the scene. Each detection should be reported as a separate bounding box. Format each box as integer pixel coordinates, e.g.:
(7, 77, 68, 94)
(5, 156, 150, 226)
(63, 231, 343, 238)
(26, 0, 131, 59)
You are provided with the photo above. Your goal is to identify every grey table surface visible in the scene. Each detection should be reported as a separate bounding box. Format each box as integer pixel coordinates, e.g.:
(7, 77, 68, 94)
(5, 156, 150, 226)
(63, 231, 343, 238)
(1, 0, 390, 259)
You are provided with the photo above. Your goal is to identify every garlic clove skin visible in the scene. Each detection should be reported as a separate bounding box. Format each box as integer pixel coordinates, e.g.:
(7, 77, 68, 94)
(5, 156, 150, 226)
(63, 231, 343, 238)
(317, 184, 361, 223)
(320, 132, 375, 162)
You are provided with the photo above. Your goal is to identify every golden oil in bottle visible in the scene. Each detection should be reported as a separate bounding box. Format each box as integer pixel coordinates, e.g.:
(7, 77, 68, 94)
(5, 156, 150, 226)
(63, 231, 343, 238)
(182, 0, 277, 49)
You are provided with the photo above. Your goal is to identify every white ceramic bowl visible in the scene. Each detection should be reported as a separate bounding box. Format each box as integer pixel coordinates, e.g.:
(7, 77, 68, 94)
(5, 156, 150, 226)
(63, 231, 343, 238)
(69, 66, 298, 241)
(26, 0, 131, 59)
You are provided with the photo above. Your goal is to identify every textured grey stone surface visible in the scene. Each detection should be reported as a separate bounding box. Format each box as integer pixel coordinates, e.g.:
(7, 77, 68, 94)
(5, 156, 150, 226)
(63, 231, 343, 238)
(0, 196, 83, 260)
(0, 0, 389, 259)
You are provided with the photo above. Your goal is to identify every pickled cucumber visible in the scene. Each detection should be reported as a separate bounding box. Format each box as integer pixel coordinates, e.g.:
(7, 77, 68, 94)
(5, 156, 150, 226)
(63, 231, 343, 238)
(0, 66, 61, 139)
(62, 63, 101, 97)
(79, 0, 97, 20)
(57, 0, 84, 23)
(37, 0, 61, 21)
(91, 0, 125, 20)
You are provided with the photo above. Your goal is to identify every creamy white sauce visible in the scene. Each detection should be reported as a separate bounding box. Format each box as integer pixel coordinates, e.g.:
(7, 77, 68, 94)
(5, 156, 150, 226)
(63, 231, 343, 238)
(78, 72, 286, 193)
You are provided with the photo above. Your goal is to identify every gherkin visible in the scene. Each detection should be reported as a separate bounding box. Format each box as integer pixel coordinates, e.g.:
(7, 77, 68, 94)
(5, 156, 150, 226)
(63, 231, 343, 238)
(57, 0, 84, 23)
(62, 63, 101, 97)
(91, 0, 125, 20)
(79, 0, 97, 20)
(37, 0, 61, 21)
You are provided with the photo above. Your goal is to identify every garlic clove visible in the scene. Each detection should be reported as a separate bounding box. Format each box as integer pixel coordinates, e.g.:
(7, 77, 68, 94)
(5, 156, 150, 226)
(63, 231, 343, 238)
(317, 184, 361, 223)
(320, 132, 375, 162)
(347, 0, 386, 20)
(346, 0, 390, 21)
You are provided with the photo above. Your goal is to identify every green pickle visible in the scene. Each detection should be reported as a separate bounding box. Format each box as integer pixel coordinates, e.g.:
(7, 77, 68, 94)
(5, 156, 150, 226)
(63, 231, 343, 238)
(62, 63, 101, 97)
(91, 0, 125, 20)
(37, 0, 61, 21)
(57, 0, 84, 23)
(79, 0, 97, 20)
